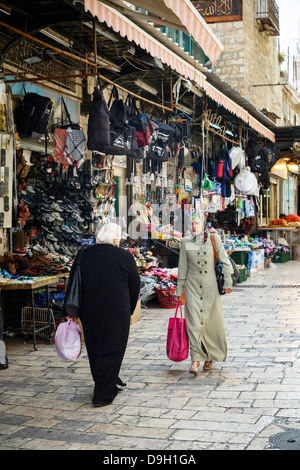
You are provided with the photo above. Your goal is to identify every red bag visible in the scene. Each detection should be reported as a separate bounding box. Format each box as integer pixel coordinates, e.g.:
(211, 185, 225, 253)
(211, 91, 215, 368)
(166, 301, 189, 362)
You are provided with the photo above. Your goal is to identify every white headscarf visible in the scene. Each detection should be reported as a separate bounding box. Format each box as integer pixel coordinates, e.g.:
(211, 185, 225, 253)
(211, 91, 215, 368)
(95, 223, 122, 246)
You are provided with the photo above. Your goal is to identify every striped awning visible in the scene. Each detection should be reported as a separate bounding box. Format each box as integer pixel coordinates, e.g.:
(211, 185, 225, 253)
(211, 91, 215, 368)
(84, 0, 223, 65)
(84, 0, 275, 142)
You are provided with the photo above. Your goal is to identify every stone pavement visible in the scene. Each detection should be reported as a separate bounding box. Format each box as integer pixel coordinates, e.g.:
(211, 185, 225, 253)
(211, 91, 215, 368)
(1, 260, 300, 451)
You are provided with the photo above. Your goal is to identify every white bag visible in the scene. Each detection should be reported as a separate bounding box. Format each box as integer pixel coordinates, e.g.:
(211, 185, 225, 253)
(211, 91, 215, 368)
(55, 319, 82, 361)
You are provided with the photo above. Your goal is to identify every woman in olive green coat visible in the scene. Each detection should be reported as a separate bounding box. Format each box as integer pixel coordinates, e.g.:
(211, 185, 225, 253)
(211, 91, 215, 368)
(175, 213, 233, 375)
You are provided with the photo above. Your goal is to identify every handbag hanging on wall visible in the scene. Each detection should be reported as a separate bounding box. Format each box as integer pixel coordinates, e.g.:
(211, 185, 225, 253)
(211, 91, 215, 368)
(87, 77, 110, 152)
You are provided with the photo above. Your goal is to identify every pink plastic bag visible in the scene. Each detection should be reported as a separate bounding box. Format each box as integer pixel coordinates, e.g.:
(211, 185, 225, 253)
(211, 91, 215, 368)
(166, 302, 189, 362)
(55, 319, 82, 361)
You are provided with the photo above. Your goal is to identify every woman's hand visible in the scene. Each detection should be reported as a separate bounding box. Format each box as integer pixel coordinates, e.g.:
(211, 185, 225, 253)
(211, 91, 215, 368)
(174, 295, 181, 302)
(222, 288, 233, 295)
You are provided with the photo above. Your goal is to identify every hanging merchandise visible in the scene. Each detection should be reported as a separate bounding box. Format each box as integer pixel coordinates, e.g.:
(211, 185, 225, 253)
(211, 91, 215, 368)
(212, 146, 233, 198)
(109, 85, 131, 128)
(129, 100, 153, 147)
(17, 90, 53, 139)
(229, 146, 246, 171)
(52, 98, 86, 167)
(87, 77, 110, 152)
(247, 139, 262, 159)
(105, 87, 138, 157)
(248, 146, 271, 189)
(147, 119, 175, 162)
(234, 168, 259, 195)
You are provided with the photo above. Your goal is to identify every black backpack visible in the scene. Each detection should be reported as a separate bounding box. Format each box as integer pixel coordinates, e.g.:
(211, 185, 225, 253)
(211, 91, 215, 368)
(147, 120, 175, 162)
(18, 92, 52, 138)
(108, 85, 131, 129)
(250, 149, 267, 173)
(87, 77, 110, 152)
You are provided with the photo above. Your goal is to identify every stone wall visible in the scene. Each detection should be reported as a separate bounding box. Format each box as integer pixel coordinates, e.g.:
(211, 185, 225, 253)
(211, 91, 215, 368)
(209, 0, 282, 121)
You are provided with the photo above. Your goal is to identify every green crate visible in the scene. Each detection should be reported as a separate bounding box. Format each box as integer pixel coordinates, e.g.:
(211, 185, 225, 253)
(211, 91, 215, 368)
(237, 267, 247, 283)
(272, 251, 290, 263)
(230, 251, 248, 266)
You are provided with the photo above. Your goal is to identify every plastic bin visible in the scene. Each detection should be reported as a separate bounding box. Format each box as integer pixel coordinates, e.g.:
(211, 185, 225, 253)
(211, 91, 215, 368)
(272, 252, 290, 263)
(237, 267, 247, 283)
(230, 251, 248, 266)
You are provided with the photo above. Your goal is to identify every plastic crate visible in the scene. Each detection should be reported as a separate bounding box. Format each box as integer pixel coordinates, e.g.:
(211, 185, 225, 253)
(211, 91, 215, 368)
(272, 252, 290, 263)
(230, 251, 248, 266)
(237, 267, 247, 283)
(21, 307, 55, 337)
(156, 288, 177, 308)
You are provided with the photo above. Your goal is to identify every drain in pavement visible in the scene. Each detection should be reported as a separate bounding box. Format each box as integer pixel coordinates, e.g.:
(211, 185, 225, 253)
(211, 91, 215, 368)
(270, 430, 300, 450)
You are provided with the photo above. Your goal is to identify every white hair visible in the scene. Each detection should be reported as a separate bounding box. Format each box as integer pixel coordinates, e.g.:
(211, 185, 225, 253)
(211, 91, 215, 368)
(95, 223, 122, 246)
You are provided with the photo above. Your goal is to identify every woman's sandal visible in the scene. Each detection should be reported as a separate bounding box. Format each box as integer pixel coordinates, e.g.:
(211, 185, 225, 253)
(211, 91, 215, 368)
(203, 361, 212, 370)
(189, 361, 200, 376)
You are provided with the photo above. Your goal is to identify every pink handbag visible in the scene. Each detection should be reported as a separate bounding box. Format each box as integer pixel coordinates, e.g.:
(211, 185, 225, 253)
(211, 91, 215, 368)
(166, 301, 189, 362)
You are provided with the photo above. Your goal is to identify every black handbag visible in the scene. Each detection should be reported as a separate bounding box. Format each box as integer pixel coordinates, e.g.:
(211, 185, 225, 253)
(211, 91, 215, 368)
(87, 77, 110, 152)
(64, 246, 87, 317)
(211, 234, 225, 295)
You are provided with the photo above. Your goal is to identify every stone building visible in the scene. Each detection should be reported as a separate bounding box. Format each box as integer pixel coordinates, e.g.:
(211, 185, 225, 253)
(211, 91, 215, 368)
(197, 0, 300, 221)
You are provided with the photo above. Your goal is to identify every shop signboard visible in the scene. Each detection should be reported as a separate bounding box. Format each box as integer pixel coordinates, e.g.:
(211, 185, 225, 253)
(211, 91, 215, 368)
(191, 0, 243, 23)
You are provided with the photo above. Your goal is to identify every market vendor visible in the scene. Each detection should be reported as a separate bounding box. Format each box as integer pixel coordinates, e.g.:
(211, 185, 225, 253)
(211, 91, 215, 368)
(279, 213, 300, 223)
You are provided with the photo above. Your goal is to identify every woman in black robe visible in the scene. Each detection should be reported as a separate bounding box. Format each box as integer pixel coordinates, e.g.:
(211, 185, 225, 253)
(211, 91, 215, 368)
(68, 223, 140, 406)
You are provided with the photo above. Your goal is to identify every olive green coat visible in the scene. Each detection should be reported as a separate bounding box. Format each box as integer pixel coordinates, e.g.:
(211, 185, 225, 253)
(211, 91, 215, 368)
(176, 232, 233, 362)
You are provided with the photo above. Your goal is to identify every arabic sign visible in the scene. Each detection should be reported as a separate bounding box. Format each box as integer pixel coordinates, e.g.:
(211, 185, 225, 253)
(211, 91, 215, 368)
(191, 0, 243, 23)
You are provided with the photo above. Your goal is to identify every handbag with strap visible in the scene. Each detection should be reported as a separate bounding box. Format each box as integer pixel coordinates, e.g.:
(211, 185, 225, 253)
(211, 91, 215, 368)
(64, 246, 87, 317)
(211, 233, 225, 295)
(166, 301, 189, 362)
(211, 233, 238, 293)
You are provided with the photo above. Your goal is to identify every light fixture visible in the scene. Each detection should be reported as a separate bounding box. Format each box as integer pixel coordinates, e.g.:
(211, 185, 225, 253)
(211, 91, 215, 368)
(87, 55, 121, 73)
(82, 22, 117, 42)
(0, 3, 10, 15)
(287, 160, 299, 173)
(23, 49, 55, 65)
(182, 81, 203, 98)
(134, 79, 158, 95)
(140, 54, 164, 70)
(23, 55, 42, 65)
(40, 28, 73, 48)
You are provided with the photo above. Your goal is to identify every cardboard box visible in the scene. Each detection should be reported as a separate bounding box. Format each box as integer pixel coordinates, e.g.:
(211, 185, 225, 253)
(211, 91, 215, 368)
(247, 249, 264, 273)
(130, 299, 141, 325)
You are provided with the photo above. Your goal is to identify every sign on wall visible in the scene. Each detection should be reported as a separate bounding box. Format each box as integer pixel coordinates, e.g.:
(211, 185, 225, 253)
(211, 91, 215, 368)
(191, 0, 243, 23)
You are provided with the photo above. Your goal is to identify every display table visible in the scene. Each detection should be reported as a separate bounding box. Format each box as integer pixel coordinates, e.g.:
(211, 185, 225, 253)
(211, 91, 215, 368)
(1, 273, 69, 350)
(258, 227, 299, 258)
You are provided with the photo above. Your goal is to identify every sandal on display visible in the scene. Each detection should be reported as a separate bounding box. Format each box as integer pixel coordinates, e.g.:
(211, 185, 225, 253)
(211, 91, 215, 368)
(189, 361, 200, 376)
(203, 361, 212, 370)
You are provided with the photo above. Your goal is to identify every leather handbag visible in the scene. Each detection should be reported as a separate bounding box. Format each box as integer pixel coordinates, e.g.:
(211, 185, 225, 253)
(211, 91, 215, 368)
(64, 246, 87, 317)
(211, 234, 225, 295)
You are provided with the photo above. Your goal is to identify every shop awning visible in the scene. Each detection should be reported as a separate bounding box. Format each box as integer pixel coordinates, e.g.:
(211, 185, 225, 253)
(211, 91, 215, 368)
(84, 0, 223, 65)
(84, 0, 208, 88)
(84, 0, 275, 142)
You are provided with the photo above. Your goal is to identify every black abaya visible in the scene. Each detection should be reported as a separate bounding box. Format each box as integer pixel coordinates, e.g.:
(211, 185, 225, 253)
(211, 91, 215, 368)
(72, 244, 140, 405)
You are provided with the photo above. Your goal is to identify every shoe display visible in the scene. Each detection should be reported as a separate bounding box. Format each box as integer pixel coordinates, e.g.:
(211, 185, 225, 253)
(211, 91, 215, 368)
(73, 212, 84, 223)
(42, 213, 55, 223)
(51, 202, 64, 212)
(52, 212, 64, 222)
(47, 233, 58, 242)
(61, 224, 74, 233)
(15, 157, 116, 264)
(70, 224, 81, 234)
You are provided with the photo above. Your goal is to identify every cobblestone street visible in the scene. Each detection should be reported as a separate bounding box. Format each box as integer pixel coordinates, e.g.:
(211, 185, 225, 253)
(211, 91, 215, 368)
(1, 261, 300, 451)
